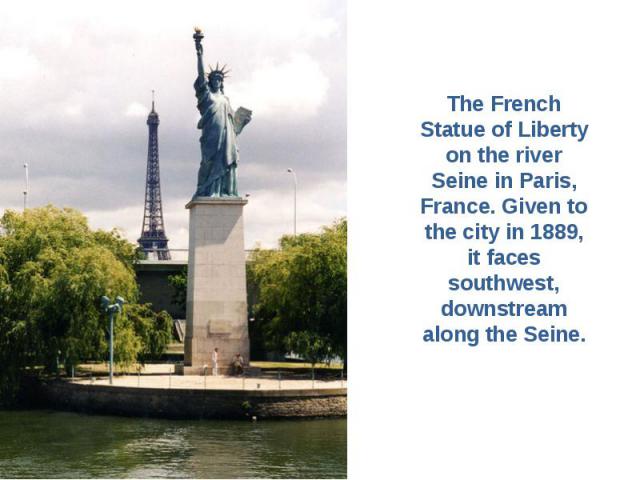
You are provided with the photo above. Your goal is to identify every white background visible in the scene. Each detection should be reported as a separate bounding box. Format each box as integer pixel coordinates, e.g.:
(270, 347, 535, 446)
(349, 1, 640, 478)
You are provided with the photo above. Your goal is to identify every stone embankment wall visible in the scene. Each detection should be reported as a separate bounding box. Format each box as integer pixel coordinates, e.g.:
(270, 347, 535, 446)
(41, 380, 346, 420)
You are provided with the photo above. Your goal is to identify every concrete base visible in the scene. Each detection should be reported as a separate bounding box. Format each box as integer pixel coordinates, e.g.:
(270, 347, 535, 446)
(183, 197, 250, 375)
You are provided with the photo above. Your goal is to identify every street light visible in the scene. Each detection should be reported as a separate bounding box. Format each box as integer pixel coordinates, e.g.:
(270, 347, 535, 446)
(286, 168, 297, 236)
(101, 295, 126, 385)
(23, 163, 29, 211)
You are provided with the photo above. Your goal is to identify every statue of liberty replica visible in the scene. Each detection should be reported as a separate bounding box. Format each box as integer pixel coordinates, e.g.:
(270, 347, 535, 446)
(193, 27, 252, 198)
(180, 27, 253, 375)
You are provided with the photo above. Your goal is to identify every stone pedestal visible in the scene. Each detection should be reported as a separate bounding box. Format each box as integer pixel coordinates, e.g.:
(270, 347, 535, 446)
(181, 197, 249, 375)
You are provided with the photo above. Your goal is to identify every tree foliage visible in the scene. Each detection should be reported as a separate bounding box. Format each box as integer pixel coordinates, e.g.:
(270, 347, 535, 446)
(284, 331, 332, 367)
(126, 303, 173, 362)
(0, 206, 172, 405)
(0, 249, 26, 404)
(248, 219, 347, 366)
(168, 267, 187, 312)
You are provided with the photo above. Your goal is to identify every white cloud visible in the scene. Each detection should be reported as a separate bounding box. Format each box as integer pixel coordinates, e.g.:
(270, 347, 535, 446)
(243, 179, 346, 248)
(0, 47, 40, 81)
(304, 18, 339, 39)
(64, 104, 84, 117)
(82, 178, 346, 252)
(86, 199, 190, 251)
(231, 54, 329, 118)
(125, 102, 150, 117)
(86, 204, 141, 237)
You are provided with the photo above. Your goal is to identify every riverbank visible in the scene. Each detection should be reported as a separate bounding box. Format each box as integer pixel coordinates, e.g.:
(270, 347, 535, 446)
(40, 376, 347, 420)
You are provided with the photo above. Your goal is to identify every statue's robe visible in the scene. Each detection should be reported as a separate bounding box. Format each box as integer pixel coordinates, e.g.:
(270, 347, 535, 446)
(193, 76, 238, 197)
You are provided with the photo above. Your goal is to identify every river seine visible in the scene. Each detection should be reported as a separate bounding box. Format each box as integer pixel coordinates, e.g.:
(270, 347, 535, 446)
(0, 410, 346, 478)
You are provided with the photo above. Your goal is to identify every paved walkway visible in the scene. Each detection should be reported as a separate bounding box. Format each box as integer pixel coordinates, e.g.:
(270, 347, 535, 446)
(71, 374, 346, 391)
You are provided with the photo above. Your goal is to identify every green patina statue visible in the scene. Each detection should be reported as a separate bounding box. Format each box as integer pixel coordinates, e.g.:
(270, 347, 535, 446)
(192, 27, 252, 198)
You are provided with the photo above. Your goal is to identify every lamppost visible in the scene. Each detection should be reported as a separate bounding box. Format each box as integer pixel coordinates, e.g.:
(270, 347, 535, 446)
(286, 168, 297, 236)
(101, 295, 126, 385)
(23, 163, 28, 211)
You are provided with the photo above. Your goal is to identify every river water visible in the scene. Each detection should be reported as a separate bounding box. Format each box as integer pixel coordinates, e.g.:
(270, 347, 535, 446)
(0, 410, 346, 478)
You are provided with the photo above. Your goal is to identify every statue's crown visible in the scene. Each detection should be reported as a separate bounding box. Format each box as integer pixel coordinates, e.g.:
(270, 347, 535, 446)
(208, 62, 230, 79)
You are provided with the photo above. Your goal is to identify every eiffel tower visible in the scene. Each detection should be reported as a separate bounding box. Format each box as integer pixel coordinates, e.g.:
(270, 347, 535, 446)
(138, 92, 170, 260)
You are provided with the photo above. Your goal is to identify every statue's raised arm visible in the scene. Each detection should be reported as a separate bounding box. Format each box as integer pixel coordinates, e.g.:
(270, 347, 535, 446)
(193, 27, 205, 82)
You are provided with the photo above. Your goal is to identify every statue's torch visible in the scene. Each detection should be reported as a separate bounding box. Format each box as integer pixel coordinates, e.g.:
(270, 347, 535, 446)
(193, 26, 204, 46)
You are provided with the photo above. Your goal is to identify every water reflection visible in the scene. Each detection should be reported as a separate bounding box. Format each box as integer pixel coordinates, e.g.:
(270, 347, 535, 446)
(0, 410, 346, 478)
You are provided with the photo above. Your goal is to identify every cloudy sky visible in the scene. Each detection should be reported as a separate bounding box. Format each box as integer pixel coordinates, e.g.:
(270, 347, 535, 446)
(0, 1, 345, 249)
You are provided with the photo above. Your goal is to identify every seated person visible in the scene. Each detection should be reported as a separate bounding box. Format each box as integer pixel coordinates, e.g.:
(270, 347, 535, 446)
(233, 353, 245, 375)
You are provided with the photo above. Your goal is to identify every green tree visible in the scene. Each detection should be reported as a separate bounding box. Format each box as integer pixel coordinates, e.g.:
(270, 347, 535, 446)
(0, 206, 171, 404)
(0, 247, 28, 405)
(284, 331, 332, 370)
(249, 219, 347, 368)
(126, 303, 173, 362)
(0, 206, 139, 371)
(168, 267, 187, 312)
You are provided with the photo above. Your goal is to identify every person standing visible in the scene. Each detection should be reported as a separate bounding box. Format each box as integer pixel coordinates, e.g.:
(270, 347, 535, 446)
(211, 347, 219, 376)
